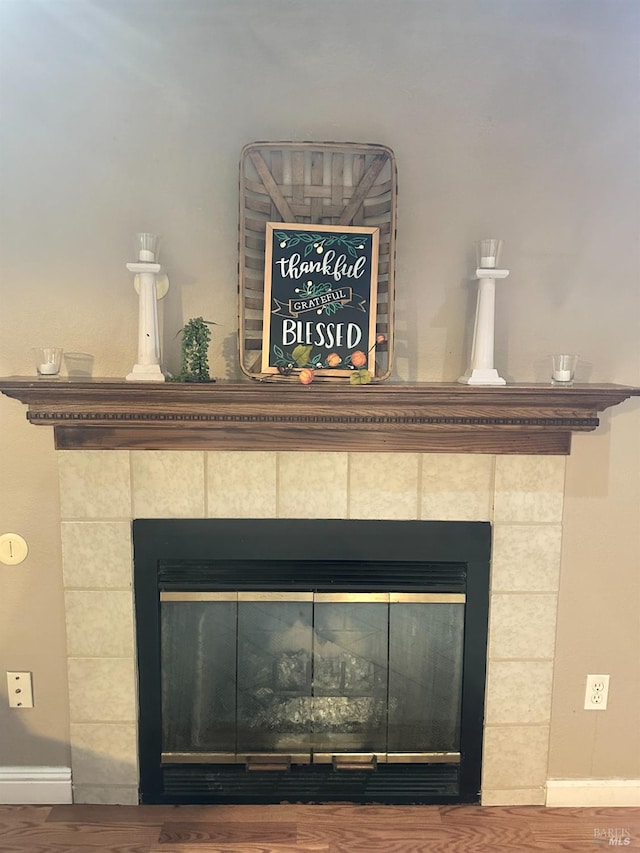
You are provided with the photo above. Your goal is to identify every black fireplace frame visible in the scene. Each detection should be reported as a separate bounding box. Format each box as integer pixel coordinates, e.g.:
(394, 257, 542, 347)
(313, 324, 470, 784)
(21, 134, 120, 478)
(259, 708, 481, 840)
(134, 518, 490, 805)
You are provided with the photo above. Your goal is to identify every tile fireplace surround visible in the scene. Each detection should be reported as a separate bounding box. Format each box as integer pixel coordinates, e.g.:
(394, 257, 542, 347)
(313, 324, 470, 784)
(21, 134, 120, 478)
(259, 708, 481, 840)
(2, 378, 637, 807)
(59, 449, 563, 807)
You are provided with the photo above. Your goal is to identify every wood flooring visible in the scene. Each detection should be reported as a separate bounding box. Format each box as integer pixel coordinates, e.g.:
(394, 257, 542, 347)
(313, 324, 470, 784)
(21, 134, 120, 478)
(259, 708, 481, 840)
(0, 803, 638, 852)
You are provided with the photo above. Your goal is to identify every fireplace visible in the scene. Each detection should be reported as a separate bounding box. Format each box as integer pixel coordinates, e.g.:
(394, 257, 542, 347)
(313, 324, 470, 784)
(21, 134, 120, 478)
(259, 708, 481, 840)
(133, 518, 490, 804)
(53, 448, 568, 807)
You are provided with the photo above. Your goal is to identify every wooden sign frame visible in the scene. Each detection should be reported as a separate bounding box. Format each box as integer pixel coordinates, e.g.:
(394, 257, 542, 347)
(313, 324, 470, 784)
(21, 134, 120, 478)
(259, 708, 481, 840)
(261, 222, 380, 378)
(238, 141, 397, 381)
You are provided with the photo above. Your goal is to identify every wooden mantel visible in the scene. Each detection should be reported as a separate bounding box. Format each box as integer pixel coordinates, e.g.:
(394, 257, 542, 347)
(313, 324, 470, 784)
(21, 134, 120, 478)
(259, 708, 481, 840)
(1, 377, 638, 454)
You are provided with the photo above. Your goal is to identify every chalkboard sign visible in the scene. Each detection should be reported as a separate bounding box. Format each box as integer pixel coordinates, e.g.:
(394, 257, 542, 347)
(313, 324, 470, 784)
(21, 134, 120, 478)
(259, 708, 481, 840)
(262, 223, 380, 377)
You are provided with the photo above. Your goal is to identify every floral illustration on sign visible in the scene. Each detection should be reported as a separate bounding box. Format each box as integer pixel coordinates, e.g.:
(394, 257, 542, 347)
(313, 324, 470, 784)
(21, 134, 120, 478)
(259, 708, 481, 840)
(275, 230, 366, 258)
(272, 336, 386, 385)
(272, 344, 366, 372)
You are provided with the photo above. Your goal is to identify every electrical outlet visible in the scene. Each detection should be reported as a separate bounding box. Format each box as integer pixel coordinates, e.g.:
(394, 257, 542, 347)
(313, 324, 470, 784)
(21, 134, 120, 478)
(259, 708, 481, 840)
(6, 671, 34, 708)
(584, 674, 609, 710)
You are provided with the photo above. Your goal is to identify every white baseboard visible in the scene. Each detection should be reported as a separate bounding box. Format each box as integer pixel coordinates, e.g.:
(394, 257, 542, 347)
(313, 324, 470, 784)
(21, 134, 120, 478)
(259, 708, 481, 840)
(0, 766, 72, 804)
(546, 779, 640, 807)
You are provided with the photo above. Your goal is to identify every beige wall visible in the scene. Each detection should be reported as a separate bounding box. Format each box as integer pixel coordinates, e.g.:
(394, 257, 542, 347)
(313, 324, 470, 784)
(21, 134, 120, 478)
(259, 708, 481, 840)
(0, 0, 638, 781)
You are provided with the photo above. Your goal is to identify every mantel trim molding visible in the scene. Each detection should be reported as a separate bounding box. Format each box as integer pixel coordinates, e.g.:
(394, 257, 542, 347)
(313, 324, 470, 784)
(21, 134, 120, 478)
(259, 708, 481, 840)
(1, 377, 638, 455)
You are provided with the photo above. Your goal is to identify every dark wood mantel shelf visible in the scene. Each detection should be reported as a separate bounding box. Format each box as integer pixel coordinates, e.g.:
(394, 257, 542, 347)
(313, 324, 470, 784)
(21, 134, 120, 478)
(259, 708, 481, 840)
(0, 377, 638, 454)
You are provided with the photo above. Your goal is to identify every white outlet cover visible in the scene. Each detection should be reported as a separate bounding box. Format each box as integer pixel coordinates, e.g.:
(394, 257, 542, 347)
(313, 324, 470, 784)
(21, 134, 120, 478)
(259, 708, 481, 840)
(7, 671, 34, 708)
(584, 673, 610, 710)
(0, 533, 28, 565)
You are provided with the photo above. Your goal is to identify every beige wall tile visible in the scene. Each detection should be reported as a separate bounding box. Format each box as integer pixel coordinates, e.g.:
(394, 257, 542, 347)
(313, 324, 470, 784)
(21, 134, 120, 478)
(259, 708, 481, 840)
(489, 593, 558, 660)
(207, 451, 277, 517)
(61, 522, 132, 589)
(485, 660, 554, 724)
(131, 450, 204, 517)
(64, 591, 133, 657)
(67, 658, 136, 722)
(494, 456, 565, 523)
(58, 451, 131, 519)
(491, 524, 562, 592)
(72, 785, 139, 805)
(278, 452, 348, 518)
(481, 787, 546, 806)
(421, 454, 493, 520)
(70, 723, 138, 786)
(482, 726, 550, 790)
(348, 453, 419, 519)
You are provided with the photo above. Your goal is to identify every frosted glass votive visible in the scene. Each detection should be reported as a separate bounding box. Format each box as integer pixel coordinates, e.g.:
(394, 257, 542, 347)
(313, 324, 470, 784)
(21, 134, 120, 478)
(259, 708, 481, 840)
(476, 239, 503, 269)
(34, 347, 63, 376)
(551, 354, 578, 385)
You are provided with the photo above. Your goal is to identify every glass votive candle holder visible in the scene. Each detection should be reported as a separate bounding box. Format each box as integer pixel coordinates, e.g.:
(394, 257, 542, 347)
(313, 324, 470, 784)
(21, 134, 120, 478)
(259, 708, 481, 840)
(476, 239, 503, 269)
(135, 232, 159, 262)
(34, 347, 63, 376)
(551, 354, 578, 386)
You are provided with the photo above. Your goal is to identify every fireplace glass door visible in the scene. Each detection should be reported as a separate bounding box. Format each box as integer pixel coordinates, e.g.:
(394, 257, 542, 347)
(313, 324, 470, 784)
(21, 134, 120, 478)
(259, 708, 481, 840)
(160, 591, 464, 767)
(134, 517, 490, 804)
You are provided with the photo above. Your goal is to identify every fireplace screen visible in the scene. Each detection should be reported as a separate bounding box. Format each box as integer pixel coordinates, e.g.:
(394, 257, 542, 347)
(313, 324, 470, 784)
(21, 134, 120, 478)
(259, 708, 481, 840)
(134, 518, 490, 804)
(161, 592, 464, 766)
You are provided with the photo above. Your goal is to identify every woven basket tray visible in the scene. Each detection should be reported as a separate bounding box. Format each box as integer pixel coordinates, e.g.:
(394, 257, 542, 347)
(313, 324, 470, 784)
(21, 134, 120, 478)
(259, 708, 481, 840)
(238, 141, 397, 380)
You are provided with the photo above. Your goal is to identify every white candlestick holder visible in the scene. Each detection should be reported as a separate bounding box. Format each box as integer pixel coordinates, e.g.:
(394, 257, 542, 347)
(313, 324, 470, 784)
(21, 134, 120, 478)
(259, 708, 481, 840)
(126, 259, 169, 382)
(458, 267, 509, 386)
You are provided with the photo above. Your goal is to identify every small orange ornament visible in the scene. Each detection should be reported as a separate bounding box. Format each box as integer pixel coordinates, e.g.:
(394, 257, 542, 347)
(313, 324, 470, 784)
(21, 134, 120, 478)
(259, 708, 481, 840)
(298, 368, 315, 385)
(351, 350, 367, 368)
(326, 353, 341, 367)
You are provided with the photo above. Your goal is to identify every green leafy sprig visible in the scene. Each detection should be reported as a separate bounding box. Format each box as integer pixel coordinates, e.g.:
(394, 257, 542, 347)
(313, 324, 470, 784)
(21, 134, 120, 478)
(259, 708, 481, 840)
(173, 317, 217, 382)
